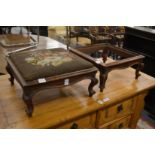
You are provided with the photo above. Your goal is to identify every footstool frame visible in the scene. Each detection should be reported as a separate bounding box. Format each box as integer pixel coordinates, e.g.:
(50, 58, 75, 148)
(72, 44, 145, 92)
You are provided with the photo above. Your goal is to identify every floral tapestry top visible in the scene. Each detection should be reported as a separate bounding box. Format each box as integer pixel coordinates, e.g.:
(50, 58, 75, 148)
(9, 48, 93, 81)
(25, 50, 72, 67)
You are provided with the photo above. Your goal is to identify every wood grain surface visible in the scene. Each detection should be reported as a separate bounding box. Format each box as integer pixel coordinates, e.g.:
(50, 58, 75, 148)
(0, 66, 155, 128)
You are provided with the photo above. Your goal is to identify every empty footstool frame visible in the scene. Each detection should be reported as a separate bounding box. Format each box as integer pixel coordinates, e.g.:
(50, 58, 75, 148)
(6, 48, 98, 117)
(72, 44, 145, 92)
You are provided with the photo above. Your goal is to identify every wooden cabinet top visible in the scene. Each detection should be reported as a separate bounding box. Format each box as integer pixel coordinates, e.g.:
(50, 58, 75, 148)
(0, 67, 155, 128)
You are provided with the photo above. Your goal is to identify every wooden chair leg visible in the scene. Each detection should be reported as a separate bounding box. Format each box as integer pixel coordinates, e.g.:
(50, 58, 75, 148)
(76, 36, 79, 42)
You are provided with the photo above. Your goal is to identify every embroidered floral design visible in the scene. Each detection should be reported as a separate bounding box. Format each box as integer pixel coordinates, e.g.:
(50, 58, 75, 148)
(25, 50, 72, 67)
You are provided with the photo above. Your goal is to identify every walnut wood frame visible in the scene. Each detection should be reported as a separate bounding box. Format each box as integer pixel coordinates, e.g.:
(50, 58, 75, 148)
(6, 49, 98, 117)
(71, 44, 145, 92)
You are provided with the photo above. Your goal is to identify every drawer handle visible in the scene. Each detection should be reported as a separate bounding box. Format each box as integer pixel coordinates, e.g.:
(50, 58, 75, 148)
(118, 123, 123, 129)
(70, 123, 78, 129)
(117, 104, 123, 113)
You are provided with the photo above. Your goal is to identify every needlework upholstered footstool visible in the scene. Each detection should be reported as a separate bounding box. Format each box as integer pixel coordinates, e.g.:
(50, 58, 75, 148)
(6, 48, 98, 117)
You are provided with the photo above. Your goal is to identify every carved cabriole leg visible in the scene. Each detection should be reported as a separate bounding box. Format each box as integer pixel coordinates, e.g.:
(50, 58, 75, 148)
(22, 89, 34, 117)
(99, 71, 108, 92)
(6, 64, 14, 85)
(135, 63, 144, 79)
(88, 73, 98, 97)
(99, 71, 104, 92)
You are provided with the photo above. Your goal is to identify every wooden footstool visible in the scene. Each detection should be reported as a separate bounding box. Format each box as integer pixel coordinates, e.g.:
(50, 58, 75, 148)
(6, 48, 98, 117)
(0, 34, 38, 47)
(73, 44, 145, 92)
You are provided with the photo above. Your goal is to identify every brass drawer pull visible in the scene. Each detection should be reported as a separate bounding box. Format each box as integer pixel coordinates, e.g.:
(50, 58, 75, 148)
(70, 123, 78, 129)
(117, 104, 123, 113)
(118, 123, 123, 129)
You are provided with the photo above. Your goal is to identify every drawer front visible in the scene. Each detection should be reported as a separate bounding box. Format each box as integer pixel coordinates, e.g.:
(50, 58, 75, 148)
(57, 113, 96, 129)
(102, 116, 131, 129)
(97, 99, 134, 127)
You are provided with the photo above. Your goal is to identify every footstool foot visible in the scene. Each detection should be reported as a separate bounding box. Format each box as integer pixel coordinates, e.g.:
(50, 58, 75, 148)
(23, 93, 34, 117)
(6, 64, 14, 85)
(135, 63, 144, 79)
(99, 72, 108, 92)
(88, 74, 98, 97)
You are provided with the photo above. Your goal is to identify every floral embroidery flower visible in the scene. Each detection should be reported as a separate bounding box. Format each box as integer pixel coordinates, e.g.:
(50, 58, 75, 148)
(25, 50, 72, 67)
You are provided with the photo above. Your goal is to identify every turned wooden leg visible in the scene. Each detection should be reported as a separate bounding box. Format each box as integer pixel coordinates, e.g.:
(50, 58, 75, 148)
(90, 38, 94, 45)
(23, 91, 34, 117)
(99, 71, 108, 92)
(135, 63, 144, 79)
(88, 73, 98, 97)
(118, 40, 122, 48)
(6, 64, 14, 85)
(102, 52, 108, 63)
(76, 36, 79, 43)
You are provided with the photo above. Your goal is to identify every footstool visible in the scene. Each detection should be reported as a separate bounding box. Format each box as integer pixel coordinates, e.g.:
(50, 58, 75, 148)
(0, 34, 38, 47)
(6, 48, 98, 117)
(73, 44, 145, 92)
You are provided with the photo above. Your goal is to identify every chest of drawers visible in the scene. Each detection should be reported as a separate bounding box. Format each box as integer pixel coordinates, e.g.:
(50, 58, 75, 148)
(0, 67, 154, 129)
